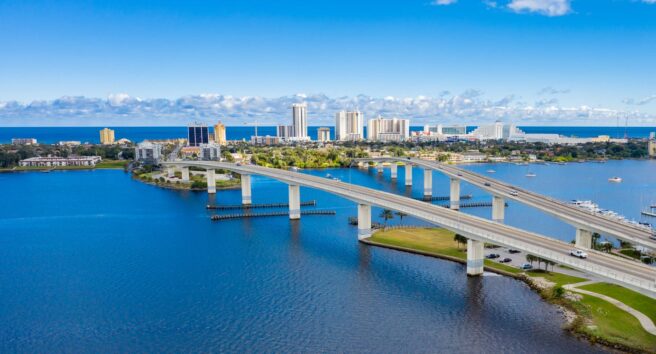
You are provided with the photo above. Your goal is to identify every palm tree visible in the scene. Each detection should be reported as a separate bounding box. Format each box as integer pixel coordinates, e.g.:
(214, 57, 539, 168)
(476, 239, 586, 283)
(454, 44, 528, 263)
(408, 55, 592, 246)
(453, 234, 468, 249)
(592, 232, 601, 250)
(379, 209, 394, 230)
(395, 211, 408, 226)
(525, 254, 536, 267)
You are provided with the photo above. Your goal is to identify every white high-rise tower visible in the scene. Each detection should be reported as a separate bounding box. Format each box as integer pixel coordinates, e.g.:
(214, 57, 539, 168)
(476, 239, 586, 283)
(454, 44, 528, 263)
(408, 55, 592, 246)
(292, 103, 308, 139)
(335, 110, 364, 141)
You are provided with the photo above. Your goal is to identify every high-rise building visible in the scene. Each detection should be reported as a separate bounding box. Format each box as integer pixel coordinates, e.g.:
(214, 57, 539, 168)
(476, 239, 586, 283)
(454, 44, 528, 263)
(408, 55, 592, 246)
(199, 143, 221, 161)
(367, 117, 410, 142)
(317, 127, 331, 142)
(291, 103, 308, 139)
(469, 121, 524, 140)
(187, 123, 209, 146)
(135, 142, 163, 164)
(213, 121, 227, 145)
(649, 132, 656, 158)
(335, 111, 364, 141)
(277, 125, 295, 139)
(99, 128, 115, 145)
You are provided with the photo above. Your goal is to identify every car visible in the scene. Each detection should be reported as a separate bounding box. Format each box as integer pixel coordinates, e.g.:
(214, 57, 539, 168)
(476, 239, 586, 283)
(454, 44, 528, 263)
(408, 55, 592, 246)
(235, 162, 242, 166)
(484, 182, 491, 187)
(406, 157, 411, 160)
(509, 191, 518, 196)
(486, 253, 500, 259)
(570, 249, 588, 259)
(499, 258, 512, 263)
(520, 263, 533, 270)
(457, 173, 462, 176)
(508, 249, 521, 254)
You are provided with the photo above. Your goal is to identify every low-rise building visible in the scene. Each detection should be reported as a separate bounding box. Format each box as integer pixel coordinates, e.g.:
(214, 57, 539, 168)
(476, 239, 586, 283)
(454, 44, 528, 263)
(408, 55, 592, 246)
(649, 132, 656, 158)
(135, 142, 163, 163)
(180, 146, 201, 159)
(19, 155, 101, 167)
(11, 138, 37, 145)
(317, 127, 331, 142)
(251, 135, 281, 145)
(57, 141, 82, 146)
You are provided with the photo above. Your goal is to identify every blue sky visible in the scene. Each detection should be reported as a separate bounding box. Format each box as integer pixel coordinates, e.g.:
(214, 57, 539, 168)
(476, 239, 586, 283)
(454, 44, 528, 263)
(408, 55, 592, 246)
(0, 0, 655, 125)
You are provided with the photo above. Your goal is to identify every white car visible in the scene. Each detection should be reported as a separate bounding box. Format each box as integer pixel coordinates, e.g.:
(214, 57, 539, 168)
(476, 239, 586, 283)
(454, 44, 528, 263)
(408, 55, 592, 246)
(509, 191, 518, 196)
(570, 249, 588, 259)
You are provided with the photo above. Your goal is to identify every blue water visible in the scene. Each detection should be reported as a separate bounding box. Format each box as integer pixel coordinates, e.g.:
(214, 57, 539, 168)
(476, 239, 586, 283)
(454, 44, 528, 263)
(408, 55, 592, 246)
(1, 126, 654, 144)
(0, 165, 615, 352)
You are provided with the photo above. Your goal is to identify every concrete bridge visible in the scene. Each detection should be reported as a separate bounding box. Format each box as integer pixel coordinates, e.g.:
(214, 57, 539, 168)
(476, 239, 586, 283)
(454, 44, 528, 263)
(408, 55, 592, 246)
(354, 157, 656, 251)
(162, 161, 656, 295)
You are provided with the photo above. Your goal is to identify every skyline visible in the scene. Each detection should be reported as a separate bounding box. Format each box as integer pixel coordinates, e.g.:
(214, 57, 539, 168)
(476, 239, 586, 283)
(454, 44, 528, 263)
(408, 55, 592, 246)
(1, 0, 655, 125)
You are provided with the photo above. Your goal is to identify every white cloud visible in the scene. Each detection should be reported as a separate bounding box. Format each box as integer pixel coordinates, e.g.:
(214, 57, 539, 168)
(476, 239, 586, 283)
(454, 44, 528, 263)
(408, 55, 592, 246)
(432, 0, 457, 5)
(538, 86, 571, 95)
(507, 0, 571, 16)
(1, 92, 654, 126)
(642, 0, 656, 4)
(623, 94, 656, 106)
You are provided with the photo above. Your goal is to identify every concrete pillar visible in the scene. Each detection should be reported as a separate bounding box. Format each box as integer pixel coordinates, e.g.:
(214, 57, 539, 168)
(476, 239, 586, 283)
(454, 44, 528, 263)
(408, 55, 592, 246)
(376, 164, 383, 174)
(357, 204, 372, 240)
(288, 184, 300, 220)
(492, 195, 505, 222)
(575, 228, 593, 249)
(390, 164, 398, 179)
(467, 239, 485, 276)
(423, 169, 433, 199)
(167, 167, 174, 178)
(181, 167, 190, 182)
(405, 165, 413, 186)
(206, 169, 216, 194)
(241, 174, 252, 205)
(450, 178, 460, 210)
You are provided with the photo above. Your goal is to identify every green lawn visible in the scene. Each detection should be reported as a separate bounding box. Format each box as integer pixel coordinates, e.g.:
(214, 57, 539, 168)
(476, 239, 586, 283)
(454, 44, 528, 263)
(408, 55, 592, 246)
(579, 282, 656, 324)
(574, 294, 656, 351)
(525, 269, 587, 287)
(95, 160, 129, 169)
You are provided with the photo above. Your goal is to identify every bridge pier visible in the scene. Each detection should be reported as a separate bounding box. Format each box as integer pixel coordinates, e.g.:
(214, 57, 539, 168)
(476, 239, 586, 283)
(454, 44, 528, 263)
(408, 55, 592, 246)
(390, 164, 397, 179)
(405, 165, 413, 186)
(181, 167, 190, 182)
(467, 239, 485, 276)
(241, 174, 252, 205)
(357, 204, 372, 240)
(575, 228, 593, 249)
(206, 169, 216, 194)
(288, 184, 300, 220)
(423, 169, 433, 199)
(376, 164, 383, 174)
(492, 196, 505, 222)
(450, 178, 460, 210)
(167, 167, 174, 178)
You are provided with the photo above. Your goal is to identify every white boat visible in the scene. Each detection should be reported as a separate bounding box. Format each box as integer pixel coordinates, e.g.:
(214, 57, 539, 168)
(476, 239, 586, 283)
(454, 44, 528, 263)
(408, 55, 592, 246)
(525, 173, 536, 177)
(608, 177, 622, 183)
(486, 169, 496, 173)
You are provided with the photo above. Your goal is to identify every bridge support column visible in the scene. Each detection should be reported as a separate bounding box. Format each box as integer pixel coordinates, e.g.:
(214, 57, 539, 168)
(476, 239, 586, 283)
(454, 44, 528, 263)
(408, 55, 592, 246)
(423, 169, 433, 199)
(167, 167, 174, 178)
(390, 164, 398, 179)
(450, 178, 460, 210)
(467, 239, 485, 276)
(241, 174, 252, 205)
(376, 164, 383, 174)
(405, 165, 413, 186)
(181, 167, 190, 182)
(575, 228, 593, 249)
(357, 204, 372, 240)
(206, 169, 216, 194)
(492, 196, 505, 222)
(288, 184, 300, 220)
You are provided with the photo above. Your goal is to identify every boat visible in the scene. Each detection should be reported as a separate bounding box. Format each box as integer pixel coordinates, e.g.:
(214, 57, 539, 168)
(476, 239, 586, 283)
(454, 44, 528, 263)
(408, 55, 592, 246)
(326, 173, 333, 178)
(642, 210, 656, 218)
(525, 173, 536, 177)
(608, 177, 622, 183)
(486, 169, 496, 173)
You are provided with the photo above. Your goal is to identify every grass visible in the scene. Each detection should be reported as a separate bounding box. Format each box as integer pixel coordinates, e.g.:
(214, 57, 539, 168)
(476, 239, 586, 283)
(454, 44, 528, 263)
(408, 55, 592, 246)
(579, 282, 656, 324)
(573, 294, 656, 351)
(369, 228, 522, 274)
(95, 160, 129, 169)
(525, 269, 587, 287)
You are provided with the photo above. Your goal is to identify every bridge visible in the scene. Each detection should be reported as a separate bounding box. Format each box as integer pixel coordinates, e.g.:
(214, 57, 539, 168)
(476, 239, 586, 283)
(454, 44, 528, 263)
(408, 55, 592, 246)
(353, 157, 656, 251)
(161, 161, 656, 296)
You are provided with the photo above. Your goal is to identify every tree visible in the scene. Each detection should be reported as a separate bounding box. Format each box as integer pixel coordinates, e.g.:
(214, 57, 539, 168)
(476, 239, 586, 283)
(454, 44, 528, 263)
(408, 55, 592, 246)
(395, 211, 408, 225)
(453, 234, 468, 249)
(591, 232, 601, 250)
(379, 209, 394, 230)
(526, 254, 536, 266)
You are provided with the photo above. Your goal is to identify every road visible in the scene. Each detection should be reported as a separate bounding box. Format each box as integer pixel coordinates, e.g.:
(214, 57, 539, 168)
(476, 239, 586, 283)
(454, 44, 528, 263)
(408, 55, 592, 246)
(355, 157, 656, 250)
(163, 161, 656, 295)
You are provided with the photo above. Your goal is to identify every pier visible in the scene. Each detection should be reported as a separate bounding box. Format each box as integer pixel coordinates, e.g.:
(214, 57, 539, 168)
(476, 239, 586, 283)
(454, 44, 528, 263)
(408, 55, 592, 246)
(417, 194, 473, 202)
(211, 210, 336, 220)
(207, 200, 317, 210)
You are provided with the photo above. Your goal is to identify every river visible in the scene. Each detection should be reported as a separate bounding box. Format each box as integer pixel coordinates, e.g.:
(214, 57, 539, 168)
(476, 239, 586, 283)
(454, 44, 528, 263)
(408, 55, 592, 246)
(4, 161, 649, 352)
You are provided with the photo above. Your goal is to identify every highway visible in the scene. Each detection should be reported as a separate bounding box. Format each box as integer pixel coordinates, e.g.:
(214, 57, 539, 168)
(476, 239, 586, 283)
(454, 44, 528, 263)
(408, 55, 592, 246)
(355, 157, 656, 250)
(163, 161, 656, 295)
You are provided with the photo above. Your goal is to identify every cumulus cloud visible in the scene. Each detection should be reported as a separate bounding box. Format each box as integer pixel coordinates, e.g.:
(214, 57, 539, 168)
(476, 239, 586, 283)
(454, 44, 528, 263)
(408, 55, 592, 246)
(623, 94, 656, 106)
(507, 0, 571, 16)
(1, 92, 654, 126)
(538, 86, 571, 95)
(642, 0, 656, 3)
(432, 0, 458, 5)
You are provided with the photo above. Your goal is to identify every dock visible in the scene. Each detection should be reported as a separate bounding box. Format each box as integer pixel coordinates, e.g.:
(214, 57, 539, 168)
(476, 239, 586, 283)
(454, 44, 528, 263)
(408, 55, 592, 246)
(211, 210, 336, 220)
(417, 194, 472, 202)
(207, 200, 316, 210)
